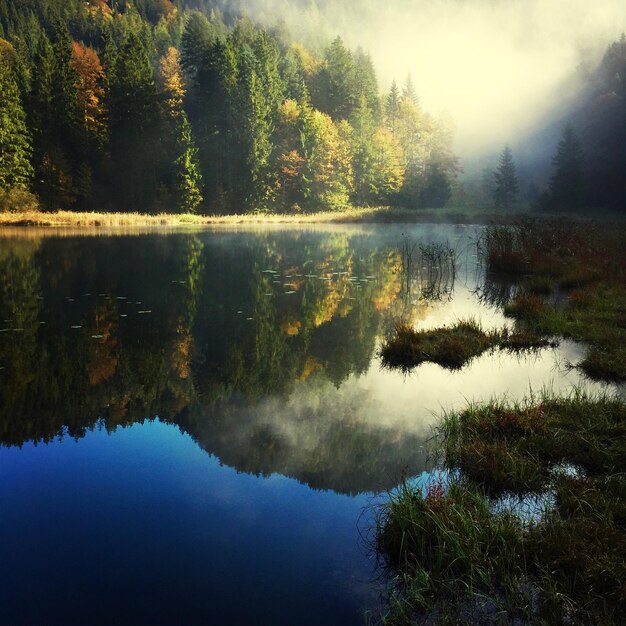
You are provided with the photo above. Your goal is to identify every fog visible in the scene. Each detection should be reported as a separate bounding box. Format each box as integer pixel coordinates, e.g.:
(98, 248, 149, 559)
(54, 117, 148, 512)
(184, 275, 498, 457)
(227, 0, 626, 158)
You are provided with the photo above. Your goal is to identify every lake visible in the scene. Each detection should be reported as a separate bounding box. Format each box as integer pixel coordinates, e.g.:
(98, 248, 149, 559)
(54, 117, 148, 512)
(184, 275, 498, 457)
(0, 224, 605, 625)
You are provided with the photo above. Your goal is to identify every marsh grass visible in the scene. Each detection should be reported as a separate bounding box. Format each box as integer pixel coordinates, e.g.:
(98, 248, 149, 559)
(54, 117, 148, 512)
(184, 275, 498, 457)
(377, 392, 626, 625)
(482, 219, 626, 381)
(380, 318, 556, 372)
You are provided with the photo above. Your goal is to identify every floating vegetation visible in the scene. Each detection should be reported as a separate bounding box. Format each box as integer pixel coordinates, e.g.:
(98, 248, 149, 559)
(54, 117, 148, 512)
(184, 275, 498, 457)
(91, 335, 104, 339)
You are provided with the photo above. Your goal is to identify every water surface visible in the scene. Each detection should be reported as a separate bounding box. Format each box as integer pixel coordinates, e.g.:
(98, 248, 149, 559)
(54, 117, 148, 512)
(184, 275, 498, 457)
(0, 225, 604, 625)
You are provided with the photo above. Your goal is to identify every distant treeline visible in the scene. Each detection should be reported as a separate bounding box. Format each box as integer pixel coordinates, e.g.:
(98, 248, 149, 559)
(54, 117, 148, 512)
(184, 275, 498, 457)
(0, 0, 459, 214)
(478, 34, 626, 214)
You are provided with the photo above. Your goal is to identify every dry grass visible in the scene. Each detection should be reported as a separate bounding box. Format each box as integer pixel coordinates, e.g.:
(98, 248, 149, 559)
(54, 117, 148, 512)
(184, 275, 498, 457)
(0, 207, 511, 229)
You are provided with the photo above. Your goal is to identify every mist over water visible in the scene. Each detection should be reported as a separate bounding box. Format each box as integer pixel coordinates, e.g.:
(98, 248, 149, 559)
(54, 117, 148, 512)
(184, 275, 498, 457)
(230, 0, 626, 158)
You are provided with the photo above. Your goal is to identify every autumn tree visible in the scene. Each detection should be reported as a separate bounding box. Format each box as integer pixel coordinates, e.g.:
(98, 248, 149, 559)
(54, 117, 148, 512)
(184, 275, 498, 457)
(158, 46, 203, 213)
(300, 105, 353, 210)
(71, 42, 107, 146)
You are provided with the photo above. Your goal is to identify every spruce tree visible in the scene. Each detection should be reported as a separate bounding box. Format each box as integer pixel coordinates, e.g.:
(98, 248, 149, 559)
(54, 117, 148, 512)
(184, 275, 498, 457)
(493, 145, 519, 210)
(0, 55, 32, 190)
(109, 32, 159, 209)
(174, 113, 203, 213)
(548, 123, 585, 211)
(385, 80, 400, 136)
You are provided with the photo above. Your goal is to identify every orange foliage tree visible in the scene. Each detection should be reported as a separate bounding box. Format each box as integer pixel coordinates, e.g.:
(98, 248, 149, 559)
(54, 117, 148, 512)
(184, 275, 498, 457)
(71, 42, 106, 144)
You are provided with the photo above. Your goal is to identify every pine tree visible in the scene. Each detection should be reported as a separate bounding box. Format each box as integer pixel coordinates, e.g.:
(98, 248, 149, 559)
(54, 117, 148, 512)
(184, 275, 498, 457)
(349, 95, 376, 204)
(181, 11, 212, 84)
(493, 145, 519, 210)
(548, 123, 585, 211)
(0, 54, 32, 190)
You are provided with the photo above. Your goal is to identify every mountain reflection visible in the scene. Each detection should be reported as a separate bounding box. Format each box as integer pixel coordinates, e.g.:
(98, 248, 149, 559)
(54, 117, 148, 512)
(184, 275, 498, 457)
(0, 229, 455, 494)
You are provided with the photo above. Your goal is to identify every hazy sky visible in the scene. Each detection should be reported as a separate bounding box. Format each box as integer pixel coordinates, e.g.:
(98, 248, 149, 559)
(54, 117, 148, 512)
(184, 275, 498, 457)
(236, 0, 626, 158)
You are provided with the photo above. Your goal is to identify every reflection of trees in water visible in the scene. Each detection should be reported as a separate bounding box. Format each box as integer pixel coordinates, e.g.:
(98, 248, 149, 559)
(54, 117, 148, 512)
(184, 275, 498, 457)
(0, 232, 437, 492)
(0, 240, 43, 435)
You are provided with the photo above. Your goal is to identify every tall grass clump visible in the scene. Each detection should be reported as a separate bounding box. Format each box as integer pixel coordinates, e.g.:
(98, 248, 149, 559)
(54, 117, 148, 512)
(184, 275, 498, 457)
(376, 391, 626, 625)
(380, 318, 555, 373)
(377, 479, 527, 624)
(479, 218, 626, 381)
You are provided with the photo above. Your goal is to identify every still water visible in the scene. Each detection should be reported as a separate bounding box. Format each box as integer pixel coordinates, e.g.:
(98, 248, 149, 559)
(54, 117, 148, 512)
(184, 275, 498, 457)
(0, 225, 604, 625)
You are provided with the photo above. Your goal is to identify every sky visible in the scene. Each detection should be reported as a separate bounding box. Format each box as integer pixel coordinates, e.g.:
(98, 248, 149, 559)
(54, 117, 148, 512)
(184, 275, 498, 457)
(232, 0, 626, 158)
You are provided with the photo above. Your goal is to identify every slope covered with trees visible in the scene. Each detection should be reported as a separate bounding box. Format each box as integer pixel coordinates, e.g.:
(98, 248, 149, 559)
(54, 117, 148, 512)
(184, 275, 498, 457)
(0, 0, 459, 214)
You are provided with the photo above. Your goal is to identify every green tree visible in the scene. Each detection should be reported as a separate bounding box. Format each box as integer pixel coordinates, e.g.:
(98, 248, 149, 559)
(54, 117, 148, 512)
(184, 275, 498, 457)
(353, 48, 379, 118)
(493, 145, 519, 210)
(109, 31, 159, 210)
(402, 74, 418, 106)
(181, 11, 212, 84)
(313, 36, 356, 121)
(0, 53, 32, 191)
(349, 95, 376, 205)
(174, 113, 203, 213)
(385, 80, 400, 136)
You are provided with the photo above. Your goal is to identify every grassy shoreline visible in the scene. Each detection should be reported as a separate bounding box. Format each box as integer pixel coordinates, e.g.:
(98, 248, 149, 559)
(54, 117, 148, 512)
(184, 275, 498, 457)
(377, 392, 625, 625)
(377, 218, 626, 624)
(0, 207, 515, 228)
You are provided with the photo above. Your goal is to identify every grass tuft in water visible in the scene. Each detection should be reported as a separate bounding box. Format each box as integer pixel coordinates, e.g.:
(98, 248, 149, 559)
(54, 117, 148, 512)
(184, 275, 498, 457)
(380, 318, 555, 372)
(377, 392, 626, 625)
(481, 218, 626, 381)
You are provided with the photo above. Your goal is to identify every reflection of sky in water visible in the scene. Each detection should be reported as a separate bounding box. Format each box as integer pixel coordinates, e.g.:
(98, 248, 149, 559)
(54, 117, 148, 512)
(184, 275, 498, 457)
(0, 224, 618, 625)
(0, 420, 380, 625)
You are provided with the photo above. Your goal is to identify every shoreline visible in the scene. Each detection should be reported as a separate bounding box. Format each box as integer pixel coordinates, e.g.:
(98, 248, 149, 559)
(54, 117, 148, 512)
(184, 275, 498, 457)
(0, 207, 518, 229)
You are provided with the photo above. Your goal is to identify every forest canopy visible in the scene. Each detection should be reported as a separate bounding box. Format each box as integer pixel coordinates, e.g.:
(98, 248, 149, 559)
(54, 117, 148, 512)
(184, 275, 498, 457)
(0, 0, 459, 214)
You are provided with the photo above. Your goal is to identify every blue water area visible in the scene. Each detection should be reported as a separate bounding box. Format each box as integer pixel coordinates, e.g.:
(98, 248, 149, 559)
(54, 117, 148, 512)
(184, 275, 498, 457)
(0, 225, 602, 625)
(0, 419, 377, 625)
